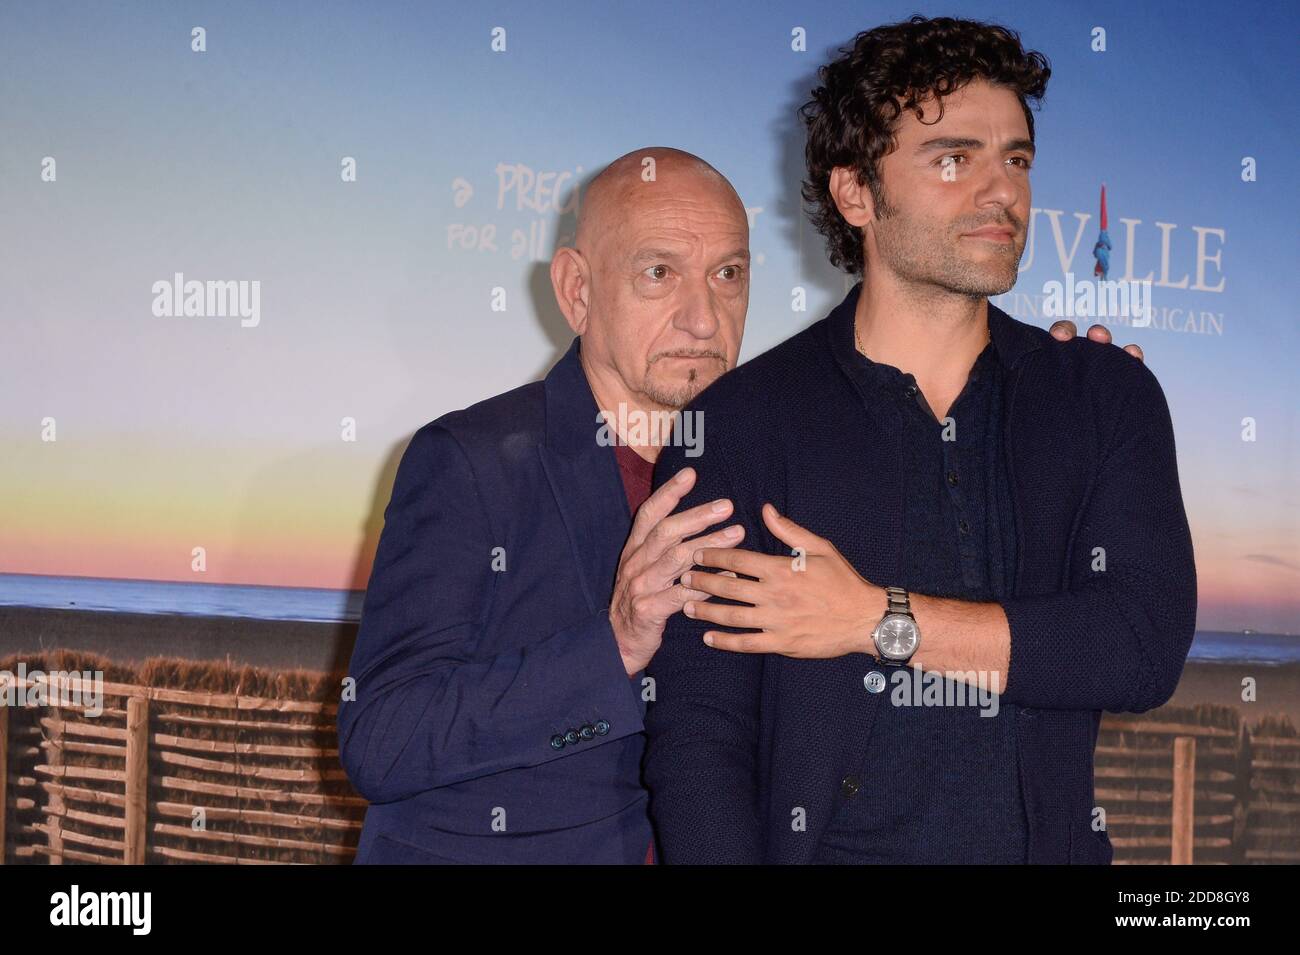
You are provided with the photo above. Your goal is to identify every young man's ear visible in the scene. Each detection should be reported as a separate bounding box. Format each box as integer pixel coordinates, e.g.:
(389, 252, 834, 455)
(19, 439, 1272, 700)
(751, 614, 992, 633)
(828, 166, 877, 228)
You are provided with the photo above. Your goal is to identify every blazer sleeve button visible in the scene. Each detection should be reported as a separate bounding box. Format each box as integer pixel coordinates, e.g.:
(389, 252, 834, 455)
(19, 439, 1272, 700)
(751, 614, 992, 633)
(550, 734, 566, 750)
(578, 724, 595, 741)
(594, 719, 611, 736)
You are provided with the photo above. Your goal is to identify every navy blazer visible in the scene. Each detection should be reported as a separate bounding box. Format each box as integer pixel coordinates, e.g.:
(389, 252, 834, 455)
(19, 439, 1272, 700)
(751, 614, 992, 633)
(338, 338, 654, 863)
(644, 281, 1198, 864)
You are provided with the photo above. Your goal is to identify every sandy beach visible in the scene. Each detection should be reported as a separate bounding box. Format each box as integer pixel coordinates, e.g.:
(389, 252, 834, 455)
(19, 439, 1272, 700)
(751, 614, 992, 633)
(1, 605, 1297, 731)
(1166, 659, 1300, 729)
(0, 606, 358, 674)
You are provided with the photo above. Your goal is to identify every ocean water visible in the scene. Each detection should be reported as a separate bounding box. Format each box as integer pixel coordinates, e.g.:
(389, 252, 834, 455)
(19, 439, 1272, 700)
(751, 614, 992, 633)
(1185, 630, 1300, 666)
(0, 574, 364, 623)
(0, 574, 1295, 664)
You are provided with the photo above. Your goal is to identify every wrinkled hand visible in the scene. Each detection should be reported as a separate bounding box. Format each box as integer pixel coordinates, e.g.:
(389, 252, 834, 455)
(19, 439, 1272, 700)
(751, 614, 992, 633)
(681, 503, 881, 658)
(1049, 319, 1144, 363)
(609, 467, 745, 675)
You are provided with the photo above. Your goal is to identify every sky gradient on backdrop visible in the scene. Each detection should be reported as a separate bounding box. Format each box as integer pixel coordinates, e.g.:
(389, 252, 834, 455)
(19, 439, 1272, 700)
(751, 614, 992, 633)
(1, 1, 1296, 633)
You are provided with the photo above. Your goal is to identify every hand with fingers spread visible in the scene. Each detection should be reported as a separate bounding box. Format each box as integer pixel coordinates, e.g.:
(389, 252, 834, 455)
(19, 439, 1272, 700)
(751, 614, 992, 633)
(609, 466, 745, 676)
(1048, 318, 1145, 364)
(680, 502, 883, 658)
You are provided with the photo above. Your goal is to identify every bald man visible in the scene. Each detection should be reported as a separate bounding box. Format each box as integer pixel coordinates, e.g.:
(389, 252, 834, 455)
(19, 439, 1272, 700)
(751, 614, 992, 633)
(338, 144, 1145, 865)
(337, 148, 751, 864)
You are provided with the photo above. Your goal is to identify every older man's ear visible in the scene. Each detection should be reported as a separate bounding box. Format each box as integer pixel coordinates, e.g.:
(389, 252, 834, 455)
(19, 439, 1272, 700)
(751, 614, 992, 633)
(1049, 319, 1145, 364)
(550, 246, 593, 336)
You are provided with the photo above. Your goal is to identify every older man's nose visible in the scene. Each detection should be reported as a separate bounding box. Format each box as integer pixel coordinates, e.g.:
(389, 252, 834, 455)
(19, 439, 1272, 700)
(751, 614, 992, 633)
(673, 284, 722, 339)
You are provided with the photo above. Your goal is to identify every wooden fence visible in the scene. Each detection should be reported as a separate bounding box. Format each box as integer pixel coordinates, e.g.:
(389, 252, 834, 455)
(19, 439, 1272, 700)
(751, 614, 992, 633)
(1, 673, 364, 864)
(1094, 706, 1299, 863)
(2, 673, 1297, 864)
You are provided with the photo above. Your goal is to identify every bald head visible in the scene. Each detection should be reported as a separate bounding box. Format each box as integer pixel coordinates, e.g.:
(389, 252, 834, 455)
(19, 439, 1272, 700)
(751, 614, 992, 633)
(576, 147, 744, 258)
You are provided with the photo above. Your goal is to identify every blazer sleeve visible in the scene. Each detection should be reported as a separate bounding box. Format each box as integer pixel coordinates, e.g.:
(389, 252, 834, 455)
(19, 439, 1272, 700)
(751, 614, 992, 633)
(1000, 360, 1198, 713)
(642, 434, 765, 864)
(337, 423, 643, 805)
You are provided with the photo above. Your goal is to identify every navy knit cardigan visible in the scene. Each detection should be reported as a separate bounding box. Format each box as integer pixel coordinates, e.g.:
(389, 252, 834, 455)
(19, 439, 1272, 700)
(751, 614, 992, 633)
(644, 282, 1197, 864)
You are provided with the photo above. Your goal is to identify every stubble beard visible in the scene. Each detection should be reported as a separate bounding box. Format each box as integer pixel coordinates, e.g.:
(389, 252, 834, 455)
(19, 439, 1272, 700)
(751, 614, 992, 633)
(872, 195, 1023, 299)
(641, 353, 728, 410)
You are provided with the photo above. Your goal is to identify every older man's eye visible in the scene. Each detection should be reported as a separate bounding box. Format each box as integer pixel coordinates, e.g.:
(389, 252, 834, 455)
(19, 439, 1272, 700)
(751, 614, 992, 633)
(644, 265, 669, 281)
(717, 265, 745, 281)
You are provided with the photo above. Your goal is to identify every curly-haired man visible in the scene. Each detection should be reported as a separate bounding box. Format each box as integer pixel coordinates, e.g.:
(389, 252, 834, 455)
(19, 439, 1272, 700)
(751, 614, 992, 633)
(643, 16, 1196, 864)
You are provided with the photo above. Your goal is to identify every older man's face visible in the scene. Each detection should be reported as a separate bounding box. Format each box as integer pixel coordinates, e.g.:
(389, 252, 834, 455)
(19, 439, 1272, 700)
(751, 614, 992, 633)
(587, 176, 749, 410)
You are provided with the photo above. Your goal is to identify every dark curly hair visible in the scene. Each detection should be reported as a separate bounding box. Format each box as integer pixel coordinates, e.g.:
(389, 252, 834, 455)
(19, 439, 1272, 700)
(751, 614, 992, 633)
(799, 15, 1051, 276)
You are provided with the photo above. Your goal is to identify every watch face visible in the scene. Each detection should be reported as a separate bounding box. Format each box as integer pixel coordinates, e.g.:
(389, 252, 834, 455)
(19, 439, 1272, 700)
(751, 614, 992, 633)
(877, 614, 919, 659)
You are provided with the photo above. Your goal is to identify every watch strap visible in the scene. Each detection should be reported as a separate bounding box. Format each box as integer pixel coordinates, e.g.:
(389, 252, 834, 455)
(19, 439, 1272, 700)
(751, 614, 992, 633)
(884, 585, 913, 618)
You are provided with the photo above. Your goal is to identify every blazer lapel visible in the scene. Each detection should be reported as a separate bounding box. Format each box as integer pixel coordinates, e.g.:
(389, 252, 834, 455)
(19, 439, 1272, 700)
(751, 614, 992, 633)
(536, 337, 632, 614)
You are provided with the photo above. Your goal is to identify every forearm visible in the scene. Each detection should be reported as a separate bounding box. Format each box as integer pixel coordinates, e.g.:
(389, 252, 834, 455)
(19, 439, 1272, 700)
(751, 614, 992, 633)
(873, 580, 1191, 712)
(905, 591, 1011, 692)
(339, 609, 644, 803)
(997, 583, 1192, 711)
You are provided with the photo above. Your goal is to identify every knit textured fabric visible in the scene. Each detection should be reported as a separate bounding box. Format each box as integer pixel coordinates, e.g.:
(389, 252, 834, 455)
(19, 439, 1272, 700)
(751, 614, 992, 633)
(643, 281, 1197, 865)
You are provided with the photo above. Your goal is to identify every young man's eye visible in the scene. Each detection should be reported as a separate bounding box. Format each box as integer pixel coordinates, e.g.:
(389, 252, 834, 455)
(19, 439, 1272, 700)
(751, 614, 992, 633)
(1009, 156, 1033, 169)
(940, 154, 967, 167)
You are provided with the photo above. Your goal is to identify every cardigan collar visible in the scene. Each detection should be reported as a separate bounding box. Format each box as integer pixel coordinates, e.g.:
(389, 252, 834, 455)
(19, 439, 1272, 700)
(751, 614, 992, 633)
(826, 280, 1045, 385)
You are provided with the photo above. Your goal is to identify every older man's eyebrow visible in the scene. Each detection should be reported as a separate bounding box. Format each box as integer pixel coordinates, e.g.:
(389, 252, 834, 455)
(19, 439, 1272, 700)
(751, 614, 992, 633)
(915, 135, 1036, 157)
(628, 247, 752, 267)
(628, 247, 688, 266)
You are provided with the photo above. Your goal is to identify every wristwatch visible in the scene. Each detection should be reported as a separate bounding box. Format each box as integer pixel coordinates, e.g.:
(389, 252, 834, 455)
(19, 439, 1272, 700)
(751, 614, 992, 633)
(871, 586, 921, 665)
